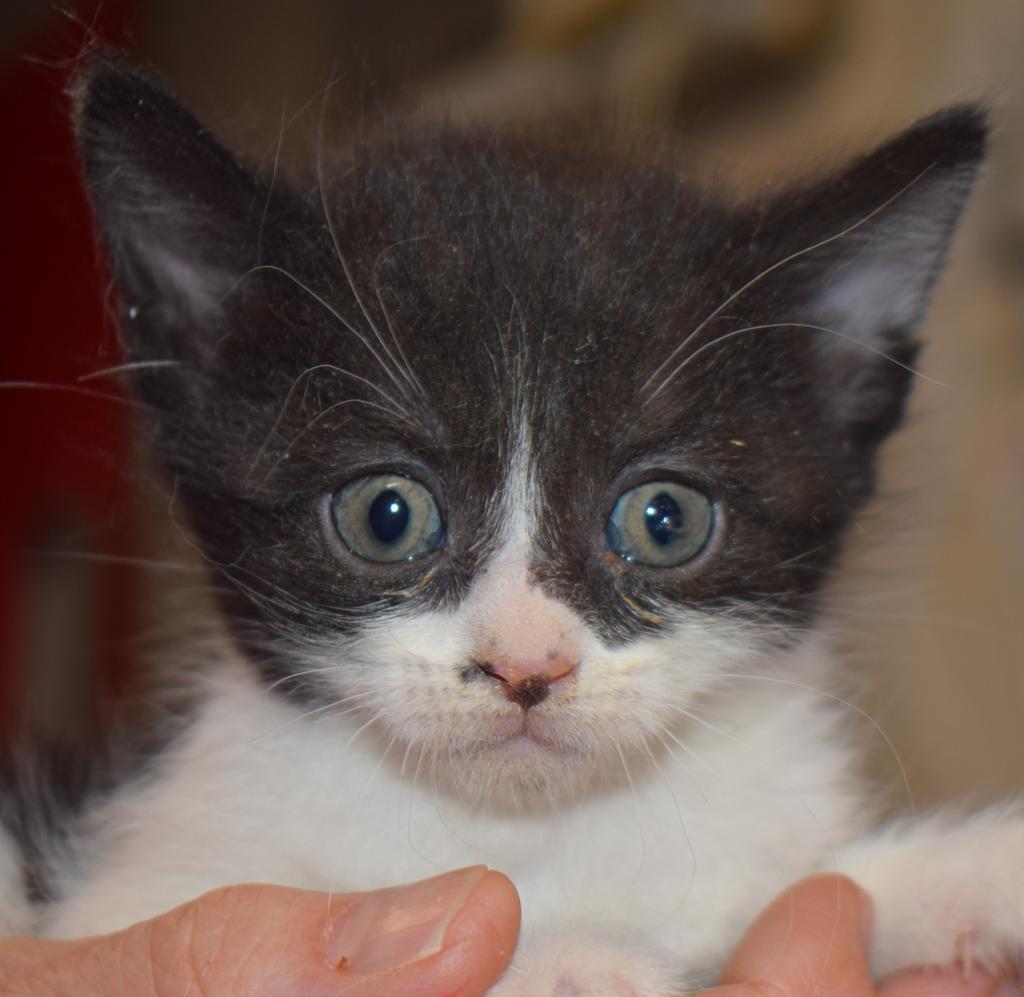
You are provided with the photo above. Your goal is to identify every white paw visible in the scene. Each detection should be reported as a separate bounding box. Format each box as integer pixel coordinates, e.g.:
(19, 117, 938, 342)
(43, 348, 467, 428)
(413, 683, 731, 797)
(835, 808, 1024, 979)
(489, 932, 680, 997)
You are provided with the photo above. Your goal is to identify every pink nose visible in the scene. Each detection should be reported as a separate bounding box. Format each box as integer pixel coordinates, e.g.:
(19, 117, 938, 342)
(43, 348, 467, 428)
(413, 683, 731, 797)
(484, 655, 576, 686)
(475, 655, 577, 710)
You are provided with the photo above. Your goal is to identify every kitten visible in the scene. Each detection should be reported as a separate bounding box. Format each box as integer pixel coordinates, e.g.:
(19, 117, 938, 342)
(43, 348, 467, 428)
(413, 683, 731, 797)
(1, 50, 1020, 994)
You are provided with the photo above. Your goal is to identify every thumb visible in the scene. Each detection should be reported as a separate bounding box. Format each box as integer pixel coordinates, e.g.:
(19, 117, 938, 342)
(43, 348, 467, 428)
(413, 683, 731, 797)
(0, 866, 520, 996)
(705, 873, 876, 996)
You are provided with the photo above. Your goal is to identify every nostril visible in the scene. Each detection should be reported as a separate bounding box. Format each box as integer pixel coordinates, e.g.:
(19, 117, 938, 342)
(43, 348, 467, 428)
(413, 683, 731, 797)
(473, 659, 575, 710)
(508, 675, 550, 710)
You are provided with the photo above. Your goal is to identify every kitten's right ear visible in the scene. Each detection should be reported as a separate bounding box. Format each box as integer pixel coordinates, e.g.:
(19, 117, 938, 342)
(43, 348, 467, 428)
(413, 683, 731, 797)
(72, 51, 265, 364)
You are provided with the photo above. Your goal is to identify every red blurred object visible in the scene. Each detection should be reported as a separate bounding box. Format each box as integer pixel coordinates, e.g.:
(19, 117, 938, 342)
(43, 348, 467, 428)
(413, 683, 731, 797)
(0, 3, 137, 740)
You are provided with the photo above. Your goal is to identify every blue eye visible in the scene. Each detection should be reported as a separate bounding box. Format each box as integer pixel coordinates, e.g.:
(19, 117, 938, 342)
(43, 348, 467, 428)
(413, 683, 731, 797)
(607, 480, 713, 567)
(331, 475, 444, 563)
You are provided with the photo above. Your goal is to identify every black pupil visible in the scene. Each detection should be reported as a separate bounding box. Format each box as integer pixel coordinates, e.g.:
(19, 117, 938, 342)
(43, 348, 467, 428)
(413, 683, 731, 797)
(644, 492, 684, 547)
(368, 489, 409, 544)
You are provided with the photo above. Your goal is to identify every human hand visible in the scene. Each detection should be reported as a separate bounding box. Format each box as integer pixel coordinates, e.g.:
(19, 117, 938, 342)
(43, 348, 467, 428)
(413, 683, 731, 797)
(0, 865, 519, 996)
(707, 873, 1019, 997)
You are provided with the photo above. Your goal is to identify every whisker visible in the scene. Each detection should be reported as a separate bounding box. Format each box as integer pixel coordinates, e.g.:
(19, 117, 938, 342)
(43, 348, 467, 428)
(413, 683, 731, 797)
(27, 550, 202, 573)
(398, 738, 418, 780)
(351, 733, 398, 822)
(713, 671, 915, 815)
(262, 668, 366, 696)
(0, 380, 131, 404)
(640, 163, 938, 402)
(641, 737, 698, 918)
(249, 695, 373, 742)
(217, 567, 387, 629)
(661, 703, 737, 743)
(314, 86, 425, 406)
(256, 101, 286, 266)
(232, 263, 415, 415)
(405, 741, 436, 866)
(257, 397, 409, 486)
(650, 321, 945, 398)
(613, 737, 647, 871)
(247, 362, 412, 480)
(78, 359, 182, 382)
(370, 237, 432, 402)
(654, 722, 720, 780)
(343, 712, 382, 752)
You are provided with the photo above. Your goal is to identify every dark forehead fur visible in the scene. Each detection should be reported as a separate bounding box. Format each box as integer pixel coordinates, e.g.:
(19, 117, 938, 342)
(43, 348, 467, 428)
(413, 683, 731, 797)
(74, 56, 985, 686)
(161, 138, 842, 634)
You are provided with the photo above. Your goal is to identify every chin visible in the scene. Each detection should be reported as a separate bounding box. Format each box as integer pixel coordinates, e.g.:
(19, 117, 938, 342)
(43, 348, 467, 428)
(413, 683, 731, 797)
(423, 720, 613, 811)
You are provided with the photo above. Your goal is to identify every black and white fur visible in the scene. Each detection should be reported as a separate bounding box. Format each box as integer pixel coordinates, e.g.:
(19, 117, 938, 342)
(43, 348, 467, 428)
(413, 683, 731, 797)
(2, 52, 1020, 994)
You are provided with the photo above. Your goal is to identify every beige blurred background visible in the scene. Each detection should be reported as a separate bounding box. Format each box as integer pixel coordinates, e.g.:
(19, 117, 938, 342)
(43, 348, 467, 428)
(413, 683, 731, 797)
(5, 0, 1022, 807)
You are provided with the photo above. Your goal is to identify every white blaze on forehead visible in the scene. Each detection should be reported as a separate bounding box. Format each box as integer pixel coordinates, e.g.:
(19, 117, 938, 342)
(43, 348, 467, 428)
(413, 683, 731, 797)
(459, 424, 585, 665)
(461, 536, 584, 665)
(501, 424, 536, 544)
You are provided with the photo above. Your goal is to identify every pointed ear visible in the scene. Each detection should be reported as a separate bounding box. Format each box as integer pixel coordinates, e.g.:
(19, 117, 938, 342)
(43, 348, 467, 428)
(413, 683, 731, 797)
(72, 52, 267, 365)
(771, 106, 987, 441)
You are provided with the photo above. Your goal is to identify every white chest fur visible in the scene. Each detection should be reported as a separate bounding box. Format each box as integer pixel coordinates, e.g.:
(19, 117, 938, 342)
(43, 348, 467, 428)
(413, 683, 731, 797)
(45, 656, 863, 978)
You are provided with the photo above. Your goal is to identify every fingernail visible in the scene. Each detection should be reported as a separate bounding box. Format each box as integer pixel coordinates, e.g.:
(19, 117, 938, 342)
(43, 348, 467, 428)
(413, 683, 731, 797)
(325, 866, 487, 975)
(879, 966, 1001, 996)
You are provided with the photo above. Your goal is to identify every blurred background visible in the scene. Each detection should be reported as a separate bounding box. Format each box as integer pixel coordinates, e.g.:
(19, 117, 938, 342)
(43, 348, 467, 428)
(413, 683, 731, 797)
(0, 0, 1021, 808)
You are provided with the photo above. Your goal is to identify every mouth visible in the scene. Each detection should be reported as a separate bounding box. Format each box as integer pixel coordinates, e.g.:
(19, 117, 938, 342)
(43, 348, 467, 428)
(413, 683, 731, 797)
(488, 711, 567, 754)
(414, 700, 604, 805)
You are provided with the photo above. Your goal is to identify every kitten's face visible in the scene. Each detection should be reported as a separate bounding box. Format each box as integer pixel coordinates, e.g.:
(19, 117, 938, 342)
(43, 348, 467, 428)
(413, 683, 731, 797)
(74, 56, 984, 807)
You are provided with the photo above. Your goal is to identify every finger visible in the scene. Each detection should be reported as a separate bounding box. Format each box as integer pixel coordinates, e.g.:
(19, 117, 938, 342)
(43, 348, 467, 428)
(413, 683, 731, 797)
(0, 866, 521, 997)
(705, 873, 875, 997)
(880, 966, 1017, 997)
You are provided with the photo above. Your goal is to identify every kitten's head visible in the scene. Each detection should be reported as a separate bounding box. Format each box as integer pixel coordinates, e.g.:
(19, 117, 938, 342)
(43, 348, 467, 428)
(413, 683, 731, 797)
(74, 54, 984, 807)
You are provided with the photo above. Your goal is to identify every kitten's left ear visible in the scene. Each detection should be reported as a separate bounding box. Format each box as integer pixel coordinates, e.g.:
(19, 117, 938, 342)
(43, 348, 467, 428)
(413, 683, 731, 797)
(72, 51, 273, 365)
(771, 106, 987, 440)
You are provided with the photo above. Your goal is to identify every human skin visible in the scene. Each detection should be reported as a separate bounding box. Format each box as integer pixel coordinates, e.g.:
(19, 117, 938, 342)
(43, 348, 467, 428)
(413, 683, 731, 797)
(707, 874, 1019, 997)
(0, 867, 519, 996)
(0, 871, 1017, 995)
